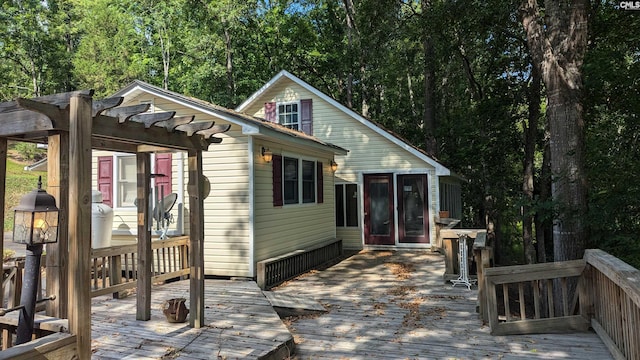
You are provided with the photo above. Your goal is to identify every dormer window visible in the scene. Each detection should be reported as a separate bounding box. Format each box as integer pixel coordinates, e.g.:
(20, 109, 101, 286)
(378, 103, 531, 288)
(278, 102, 299, 130)
(264, 99, 313, 135)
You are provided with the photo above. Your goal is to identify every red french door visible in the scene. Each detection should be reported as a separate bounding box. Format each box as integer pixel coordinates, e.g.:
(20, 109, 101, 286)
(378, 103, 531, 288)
(364, 174, 395, 245)
(397, 174, 429, 244)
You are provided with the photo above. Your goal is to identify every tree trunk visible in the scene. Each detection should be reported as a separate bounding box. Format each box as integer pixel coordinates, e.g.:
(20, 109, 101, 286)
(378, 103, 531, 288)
(520, 0, 589, 263)
(343, 0, 356, 108)
(224, 24, 235, 107)
(521, 0, 589, 314)
(522, 65, 541, 264)
(421, 0, 437, 157)
(535, 129, 551, 263)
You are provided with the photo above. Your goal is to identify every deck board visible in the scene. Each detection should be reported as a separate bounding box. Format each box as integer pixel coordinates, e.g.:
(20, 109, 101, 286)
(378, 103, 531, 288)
(273, 250, 613, 360)
(90, 279, 293, 359)
(88, 250, 613, 359)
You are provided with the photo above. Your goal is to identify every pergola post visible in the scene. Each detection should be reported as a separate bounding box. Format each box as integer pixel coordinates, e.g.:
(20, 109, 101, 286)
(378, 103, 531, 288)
(188, 150, 205, 328)
(46, 133, 69, 318)
(136, 152, 152, 320)
(67, 94, 93, 359)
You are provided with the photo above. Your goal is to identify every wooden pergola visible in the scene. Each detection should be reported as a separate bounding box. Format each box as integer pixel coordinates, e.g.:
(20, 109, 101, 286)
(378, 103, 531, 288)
(0, 90, 229, 358)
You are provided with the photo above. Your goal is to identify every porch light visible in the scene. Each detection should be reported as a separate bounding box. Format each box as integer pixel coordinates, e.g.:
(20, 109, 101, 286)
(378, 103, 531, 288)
(330, 160, 338, 172)
(13, 176, 59, 245)
(11, 176, 59, 345)
(261, 147, 273, 163)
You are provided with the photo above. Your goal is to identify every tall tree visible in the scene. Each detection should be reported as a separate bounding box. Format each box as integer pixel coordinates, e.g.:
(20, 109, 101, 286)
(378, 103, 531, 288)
(0, 0, 72, 98)
(521, 0, 589, 262)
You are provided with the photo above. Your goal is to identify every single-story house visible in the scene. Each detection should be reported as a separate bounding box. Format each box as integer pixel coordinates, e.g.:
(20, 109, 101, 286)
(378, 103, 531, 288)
(236, 70, 462, 250)
(93, 72, 461, 280)
(93, 80, 347, 279)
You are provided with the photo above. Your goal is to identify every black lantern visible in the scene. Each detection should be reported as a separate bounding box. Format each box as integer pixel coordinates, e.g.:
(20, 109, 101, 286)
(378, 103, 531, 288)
(11, 176, 59, 345)
(13, 176, 59, 245)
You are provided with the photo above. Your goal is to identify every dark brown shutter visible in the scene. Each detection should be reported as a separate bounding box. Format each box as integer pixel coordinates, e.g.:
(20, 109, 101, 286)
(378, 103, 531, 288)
(97, 156, 113, 207)
(317, 161, 323, 204)
(272, 154, 283, 206)
(154, 153, 172, 196)
(300, 99, 313, 135)
(265, 102, 276, 123)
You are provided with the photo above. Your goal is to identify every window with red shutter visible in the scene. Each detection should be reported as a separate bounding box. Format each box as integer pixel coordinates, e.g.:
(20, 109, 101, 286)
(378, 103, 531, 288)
(97, 156, 113, 207)
(154, 153, 172, 197)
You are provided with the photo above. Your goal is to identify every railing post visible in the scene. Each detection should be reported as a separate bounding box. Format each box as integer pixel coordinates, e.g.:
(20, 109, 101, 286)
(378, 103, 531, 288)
(109, 255, 122, 299)
(474, 246, 491, 322)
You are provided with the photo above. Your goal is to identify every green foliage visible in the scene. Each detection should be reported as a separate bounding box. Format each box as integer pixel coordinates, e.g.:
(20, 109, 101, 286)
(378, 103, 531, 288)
(583, 2, 640, 269)
(4, 159, 48, 231)
(0, 0, 638, 267)
(13, 142, 45, 161)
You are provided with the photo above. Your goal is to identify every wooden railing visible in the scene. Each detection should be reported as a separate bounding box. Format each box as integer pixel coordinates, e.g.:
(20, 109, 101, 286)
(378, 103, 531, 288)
(581, 249, 640, 360)
(90, 236, 189, 297)
(479, 248, 640, 359)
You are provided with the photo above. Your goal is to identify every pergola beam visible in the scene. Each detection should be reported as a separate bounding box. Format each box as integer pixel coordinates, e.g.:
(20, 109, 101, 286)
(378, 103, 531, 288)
(0, 90, 93, 114)
(93, 115, 209, 151)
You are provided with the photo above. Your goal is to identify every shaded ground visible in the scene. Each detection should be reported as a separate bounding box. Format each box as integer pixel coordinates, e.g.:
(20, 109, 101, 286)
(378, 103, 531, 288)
(274, 250, 612, 360)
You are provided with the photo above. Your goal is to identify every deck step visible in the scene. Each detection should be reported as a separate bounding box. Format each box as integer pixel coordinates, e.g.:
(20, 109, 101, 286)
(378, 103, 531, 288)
(263, 291, 326, 317)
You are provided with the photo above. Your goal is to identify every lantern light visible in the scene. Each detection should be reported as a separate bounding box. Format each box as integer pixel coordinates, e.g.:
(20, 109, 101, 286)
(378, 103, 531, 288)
(12, 176, 59, 245)
(261, 147, 273, 163)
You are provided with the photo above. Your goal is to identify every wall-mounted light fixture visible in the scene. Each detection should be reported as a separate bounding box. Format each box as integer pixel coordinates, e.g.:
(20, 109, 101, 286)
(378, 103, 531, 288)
(330, 160, 338, 172)
(261, 147, 273, 163)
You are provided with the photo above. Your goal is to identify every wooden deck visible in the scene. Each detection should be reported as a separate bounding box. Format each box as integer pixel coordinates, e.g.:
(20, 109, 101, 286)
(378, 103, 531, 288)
(88, 251, 613, 359)
(273, 250, 613, 360)
(90, 280, 293, 359)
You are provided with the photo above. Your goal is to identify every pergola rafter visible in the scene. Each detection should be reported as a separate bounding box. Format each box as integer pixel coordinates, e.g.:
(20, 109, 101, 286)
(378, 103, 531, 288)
(0, 90, 229, 358)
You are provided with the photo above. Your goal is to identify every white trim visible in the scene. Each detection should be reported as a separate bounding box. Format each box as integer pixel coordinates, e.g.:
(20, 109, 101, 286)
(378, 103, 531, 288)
(236, 70, 450, 176)
(248, 138, 255, 277)
(280, 152, 320, 206)
(276, 100, 301, 130)
(118, 83, 347, 156)
(120, 85, 260, 133)
(356, 170, 434, 249)
(334, 182, 360, 229)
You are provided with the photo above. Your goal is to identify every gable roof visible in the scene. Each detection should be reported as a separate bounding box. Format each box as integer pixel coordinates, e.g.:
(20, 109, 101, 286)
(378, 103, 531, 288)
(113, 80, 347, 155)
(236, 70, 452, 176)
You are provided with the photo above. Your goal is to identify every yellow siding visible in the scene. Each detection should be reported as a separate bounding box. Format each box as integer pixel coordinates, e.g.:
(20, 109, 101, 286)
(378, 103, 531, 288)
(337, 228, 362, 250)
(253, 139, 337, 263)
(245, 80, 440, 248)
(91, 95, 252, 278)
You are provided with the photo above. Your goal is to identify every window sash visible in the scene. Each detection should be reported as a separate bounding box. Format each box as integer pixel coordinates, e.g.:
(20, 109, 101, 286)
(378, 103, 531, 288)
(283, 157, 299, 204)
(278, 102, 299, 130)
(117, 155, 137, 207)
(335, 184, 359, 227)
(281, 157, 318, 205)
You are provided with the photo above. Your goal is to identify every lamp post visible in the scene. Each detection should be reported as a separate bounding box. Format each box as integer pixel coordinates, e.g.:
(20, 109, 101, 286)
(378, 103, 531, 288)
(11, 176, 59, 345)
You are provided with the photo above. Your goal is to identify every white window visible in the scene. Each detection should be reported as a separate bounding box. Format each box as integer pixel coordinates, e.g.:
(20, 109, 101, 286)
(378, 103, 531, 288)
(278, 102, 299, 130)
(335, 184, 359, 227)
(283, 157, 316, 205)
(117, 155, 137, 207)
